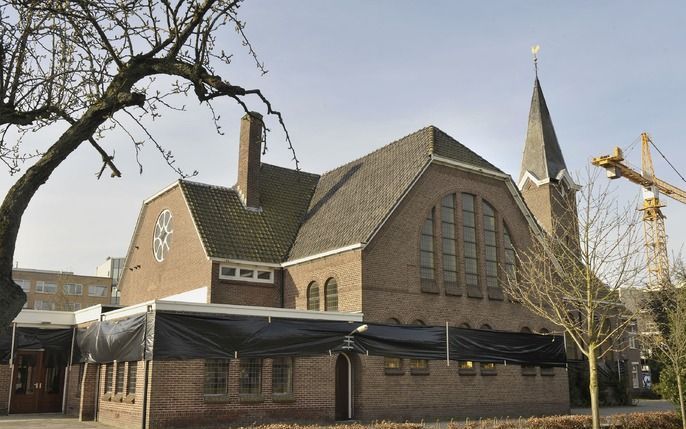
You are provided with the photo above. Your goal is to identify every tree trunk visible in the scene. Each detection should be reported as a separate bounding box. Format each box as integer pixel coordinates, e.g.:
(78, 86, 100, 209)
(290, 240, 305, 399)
(588, 346, 601, 429)
(676, 364, 686, 429)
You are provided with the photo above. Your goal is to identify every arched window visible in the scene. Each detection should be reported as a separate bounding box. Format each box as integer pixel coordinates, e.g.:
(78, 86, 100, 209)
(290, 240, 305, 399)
(482, 202, 498, 289)
(461, 194, 479, 290)
(457, 323, 474, 372)
(440, 195, 459, 294)
(420, 208, 436, 291)
(503, 224, 516, 282)
(307, 282, 320, 311)
(480, 324, 496, 372)
(384, 318, 402, 373)
(324, 278, 338, 311)
(409, 320, 429, 372)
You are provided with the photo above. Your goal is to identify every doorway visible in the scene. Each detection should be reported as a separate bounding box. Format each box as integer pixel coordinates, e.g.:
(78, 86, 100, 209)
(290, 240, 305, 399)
(335, 353, 352, 420)
(10, 350, 64, 414)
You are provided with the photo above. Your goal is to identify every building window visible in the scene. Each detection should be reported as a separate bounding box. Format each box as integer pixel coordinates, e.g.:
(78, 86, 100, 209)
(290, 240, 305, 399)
(88, 285, 108, 297)
(127, 362, 137, 395)
(272, 357, 293, 395)
(482, 203, 498, 289)
(15, 279, 30, 293)
(419, 208, 436, 289)
(218, 264, 274, 283)
(632, 363, 640, 389)
(503, 225, 516, 281)
(64, 302, 81, 311)
(324, 278, 338, 311)
(628, 321, 638, 349)
(104, 363, 113, 393)
(115, 362, 125, 394)
(480, 324, 497, 373)
(204, 359, 228, 395)
(458, 323, 475, 373)
(462, 194, 479, 290)
(63, 283, 83, 296)
(384, 318, 403, 374)
(409, 320, 429, 373)
(35, 281, 57, 294)
(441, 195, 460, 294)
(34, 300, 56, 311)
(239, 358, 262, 395)
(307, 282, 320, 311)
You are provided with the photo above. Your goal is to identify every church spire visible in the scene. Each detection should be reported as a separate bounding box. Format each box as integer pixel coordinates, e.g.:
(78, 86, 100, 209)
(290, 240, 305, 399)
(518, 73, 568, 186)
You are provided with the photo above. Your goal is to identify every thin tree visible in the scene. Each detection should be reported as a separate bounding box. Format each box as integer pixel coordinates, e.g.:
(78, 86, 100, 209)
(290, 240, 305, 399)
(641, 263, 686, 429)
(0, 0, 298, 328)
(504, 168, 645, 429)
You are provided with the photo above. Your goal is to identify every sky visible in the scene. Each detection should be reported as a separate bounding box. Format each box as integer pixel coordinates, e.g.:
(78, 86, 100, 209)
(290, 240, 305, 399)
(2, 1, 686, 276)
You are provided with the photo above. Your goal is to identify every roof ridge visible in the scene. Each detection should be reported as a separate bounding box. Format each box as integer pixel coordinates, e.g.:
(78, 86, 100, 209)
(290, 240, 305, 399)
(261, 162, 320, 179)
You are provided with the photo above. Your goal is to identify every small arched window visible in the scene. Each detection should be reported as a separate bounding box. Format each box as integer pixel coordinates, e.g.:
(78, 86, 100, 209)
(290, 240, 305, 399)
(384, 318, 402, 372)
(480, 324, 492, 330)
(520, 327, 532, 334)
(324, 278, 338, 311)
(307, 282, 320, 311)
(409, 320, 429, 372)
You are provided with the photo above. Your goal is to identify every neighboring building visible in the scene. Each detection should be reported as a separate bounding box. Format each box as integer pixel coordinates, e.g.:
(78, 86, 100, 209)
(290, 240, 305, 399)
(12, 268, 112, 312)
(96, 257, 125, 305)
(3, 75, 583, 427)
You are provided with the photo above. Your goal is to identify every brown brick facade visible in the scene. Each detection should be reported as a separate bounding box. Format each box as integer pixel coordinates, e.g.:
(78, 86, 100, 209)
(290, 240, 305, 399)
(0, 364, 9, 414)
(13, 269, 112, 311)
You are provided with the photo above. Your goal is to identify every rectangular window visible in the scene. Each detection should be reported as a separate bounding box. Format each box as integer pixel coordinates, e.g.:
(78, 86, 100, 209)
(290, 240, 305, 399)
(384, 357, 401, 370)
(503, 227, 516, 280)
(104, 363, 113, 393)
(420, 208, 435, 281)
(15, 279, 31, 292)
(115, 362, 125, 394)
(628, 321, 638, 349)
(35, 281, 57, 294)
(441, 195, 459, 293)
(483, 203, 499, 289)
(64, 302, 81, 311)
(632, 363, 640, 389)
(218, 265, 274, 283)
(88, 285, 108, 297)
(34, 300, 56, 311)
(63, 283, 83, 296)
(239, 358, 262, 395)
(462, 194, 479, 288)
(127, 362, 137, 394)
(204, 359, 228, 395)
(272, 357, 293, 395)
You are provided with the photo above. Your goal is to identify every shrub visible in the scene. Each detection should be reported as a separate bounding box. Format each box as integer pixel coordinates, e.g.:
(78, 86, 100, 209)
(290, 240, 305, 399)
(609, 411, 681, 429)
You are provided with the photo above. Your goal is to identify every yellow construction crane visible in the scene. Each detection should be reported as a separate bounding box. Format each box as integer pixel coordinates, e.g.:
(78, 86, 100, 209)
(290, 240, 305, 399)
(592, 133, 686, 288)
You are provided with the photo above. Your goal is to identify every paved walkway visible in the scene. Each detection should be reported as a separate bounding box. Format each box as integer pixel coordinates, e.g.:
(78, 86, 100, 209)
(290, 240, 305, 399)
(571, 399, 675, 416)
(0, 414, 109, 428)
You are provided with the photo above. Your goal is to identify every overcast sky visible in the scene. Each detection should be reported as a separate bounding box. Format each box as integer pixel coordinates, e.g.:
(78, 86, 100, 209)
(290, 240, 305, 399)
(2, 1, 686, 276)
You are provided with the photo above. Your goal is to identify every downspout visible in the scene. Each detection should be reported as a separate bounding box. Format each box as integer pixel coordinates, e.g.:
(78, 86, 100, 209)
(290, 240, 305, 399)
(280, 268, 285, 308)
(6, 322, 16, 414)
(141, 306, 152, 429)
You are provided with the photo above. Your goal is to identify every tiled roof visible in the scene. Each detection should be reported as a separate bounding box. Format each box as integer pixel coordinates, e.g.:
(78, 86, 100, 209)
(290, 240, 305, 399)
(180, 164, 319, 263)
(288, 126, 502, 260)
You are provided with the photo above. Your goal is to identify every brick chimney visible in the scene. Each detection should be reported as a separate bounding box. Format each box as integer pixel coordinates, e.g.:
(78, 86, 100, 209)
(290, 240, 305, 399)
(237, 112, 263, 209)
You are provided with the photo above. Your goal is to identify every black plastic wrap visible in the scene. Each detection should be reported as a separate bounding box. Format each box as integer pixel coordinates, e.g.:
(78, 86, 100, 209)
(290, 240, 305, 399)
(0, 327, 73, 367)
(76, 314, 147, 363)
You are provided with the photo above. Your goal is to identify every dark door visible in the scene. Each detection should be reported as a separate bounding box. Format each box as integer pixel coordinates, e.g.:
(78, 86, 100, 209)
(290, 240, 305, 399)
(10, 351, 64, 414)
(335, 354, 350, 420)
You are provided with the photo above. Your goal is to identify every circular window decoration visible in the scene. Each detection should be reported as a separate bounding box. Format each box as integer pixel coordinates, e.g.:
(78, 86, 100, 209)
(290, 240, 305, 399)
(153, 209, 173, 262)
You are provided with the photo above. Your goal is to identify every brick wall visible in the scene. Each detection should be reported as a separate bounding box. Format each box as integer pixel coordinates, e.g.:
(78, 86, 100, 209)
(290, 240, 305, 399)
(97, 361, 145, 429)
(120, 185, 212, 305)
(210, 263, 281, 307)
(0, 364, 9, 414)
(283, 250, 362, 312)
(146, 357, 335, 428)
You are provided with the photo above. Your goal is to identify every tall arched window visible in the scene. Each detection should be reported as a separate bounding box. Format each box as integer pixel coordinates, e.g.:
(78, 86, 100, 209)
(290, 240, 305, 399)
(307, 282, 320, 311)
(482, 202, 498, 289)
(420, 208, 436, 291)
(503, 225, 516, 282)
(441, 195, 459, 295)
(324, 278, 338, 311)
(461, 194, 479, 290)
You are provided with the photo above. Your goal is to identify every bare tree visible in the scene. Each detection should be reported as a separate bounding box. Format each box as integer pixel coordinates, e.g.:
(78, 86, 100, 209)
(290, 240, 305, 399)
(642, 264, 686, 429)
(0, 0, 298, 328)
(504, 169, 645, 429)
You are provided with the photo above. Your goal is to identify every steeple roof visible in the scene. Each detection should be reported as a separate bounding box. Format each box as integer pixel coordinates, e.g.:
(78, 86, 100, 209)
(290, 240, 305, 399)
(519, 77, 567, 184)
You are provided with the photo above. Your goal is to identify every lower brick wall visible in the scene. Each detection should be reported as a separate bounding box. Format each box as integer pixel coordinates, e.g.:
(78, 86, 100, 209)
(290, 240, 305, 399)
(65, 364, 81, 417)
(0, 364, 9, 414)
(146, 357, 335, 429)
(96, 361, 145, 429)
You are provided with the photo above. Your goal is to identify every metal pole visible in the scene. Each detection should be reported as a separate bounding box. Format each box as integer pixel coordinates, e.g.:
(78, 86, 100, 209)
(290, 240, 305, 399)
(141, 307, 151, 429)
(562, 332, 569, 372)
(62, 327, 76, 414)
(445, 321, 450, 366)
(6, 322, 17, 414)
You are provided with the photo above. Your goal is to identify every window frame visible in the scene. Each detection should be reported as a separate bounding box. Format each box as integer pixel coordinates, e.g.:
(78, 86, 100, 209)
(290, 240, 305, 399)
(218, 264, 274, 284)
(306, 282, 320, 311)
(203, 359, 229, 396)
(461, 193, 480, 291)
(409, 320, 429, 374)
(63, 283, 83, 296)
(35, 281, 57, 294)
(15, 279, 30, 293)
(127, 362, 137, 395)
(271, 357, 294, 396)
(239, 358, 263, 396)
(324, 278, 338, 312)
(384, 318, 403, 375)
(88, 285, 108, 297)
